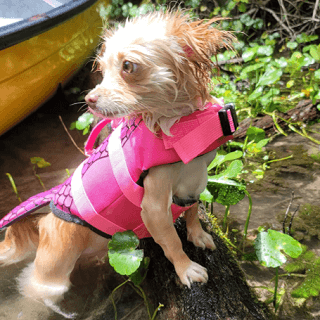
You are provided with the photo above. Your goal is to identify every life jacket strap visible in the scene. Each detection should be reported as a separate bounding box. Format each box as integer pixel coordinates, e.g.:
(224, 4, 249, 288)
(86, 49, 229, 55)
(108, 125, 144, 208)
(85, 118, 111, 156)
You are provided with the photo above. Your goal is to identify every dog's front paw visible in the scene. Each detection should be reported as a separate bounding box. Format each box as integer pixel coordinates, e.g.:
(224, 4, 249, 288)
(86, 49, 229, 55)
(177, 260, 208, 288)
(187, 229, 216, 251)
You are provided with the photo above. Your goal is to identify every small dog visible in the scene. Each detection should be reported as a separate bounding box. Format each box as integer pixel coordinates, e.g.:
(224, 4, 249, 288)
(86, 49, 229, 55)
(0, 10, 235, 314)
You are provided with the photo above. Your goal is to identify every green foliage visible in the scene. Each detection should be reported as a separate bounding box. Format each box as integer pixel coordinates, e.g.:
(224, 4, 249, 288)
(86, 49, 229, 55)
(70, 113, 94, 135)
(30, 157, 51, 168)
(207, 160, 245, 206)
(5, 173, 22, 203)
(255, 228, 303, 312)
(255, 229, 302, 268)
(291, 204, 320, 241)
(107, 231, 162, 320)
(284, 246, 320, 299)
(102, 0, 155, 19)
(211, 19, 319, 118)
(129, 257, 150, 286)
(108, 231, 144, 276)
(30, 157, 51, 190)
(207, 150, 243, 171)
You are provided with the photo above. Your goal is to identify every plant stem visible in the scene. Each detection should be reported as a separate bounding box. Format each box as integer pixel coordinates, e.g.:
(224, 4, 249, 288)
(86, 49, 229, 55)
(110, 279, 130, 320)
(136, 285, 152, 319)
(273, 267, 279, 312)
(33, 166, 47, 191)
(277, 273, 306, 278)
(243, 190, 253, 249)
(6, 173, 22, 203)
(301, 126, 320, 144)
(223, 205, 230, 232)
(271, 111, 287, 136)
(266, 155, 293, 164)
(242, 135, 249, 155)
(151, 304, 164, 320)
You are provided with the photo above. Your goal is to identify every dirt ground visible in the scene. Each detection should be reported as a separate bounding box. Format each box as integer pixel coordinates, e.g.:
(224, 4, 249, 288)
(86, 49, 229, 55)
(1, 64, 320, 319)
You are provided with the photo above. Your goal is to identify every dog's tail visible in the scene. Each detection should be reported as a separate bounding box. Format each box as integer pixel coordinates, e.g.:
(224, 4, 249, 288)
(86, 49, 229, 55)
(0, 215, 41, 265)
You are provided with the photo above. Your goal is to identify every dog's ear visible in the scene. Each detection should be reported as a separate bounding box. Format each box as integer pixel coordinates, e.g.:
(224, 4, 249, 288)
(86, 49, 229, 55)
(168, 13, 235, 103)
(170, 14, 234, 65)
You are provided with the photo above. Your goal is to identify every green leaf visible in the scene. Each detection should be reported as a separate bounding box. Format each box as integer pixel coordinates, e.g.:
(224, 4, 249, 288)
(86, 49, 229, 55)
(260, 88, 280, 107)
(200, 187, 213, 202)
(224, 151, 243, 162)
(246, 126, 265, 142)
(207, 151, 243, 171)
(287, 42, 298, 50)
(248, 86, 264, 101)
(315, 69, 320, 79)
(301, 54, 315, 67)
(207, 168, 246, 206)
(292, 277, 320, 298)
(129, 257, 150, 286)
(274, 57, 288, 68)
(310, 45, 320, 61)
(207, 153, 226, 171)
(227, 0, 236, 10)
(232, 19, 243, 31)
(83, 126, 90, 135)
(253, 19, 263, 30)
(75, 113, 94, 130)
(257, 69, 283, 86)
(69, 122, 76, 130)
(238, 3, 246, 12)
(314, 91, 320, 100)
(287, 80, 294, 88)
(254, 229, 302, 268)
(30, 157, 51, 168)
(257, 45, 273, 56)
(296, 33, 319, 44)
(108, 231, 143, 276)
(239, 62, 265, 77)
(256, 138, 270, 149)
(240, 13, 254, 26)
(214, 160, 243, 179)
(242, 47, 258, 62)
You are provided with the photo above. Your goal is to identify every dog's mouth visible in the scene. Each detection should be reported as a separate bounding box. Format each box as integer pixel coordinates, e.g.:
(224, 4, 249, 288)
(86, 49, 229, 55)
(88, 107, 126, 120)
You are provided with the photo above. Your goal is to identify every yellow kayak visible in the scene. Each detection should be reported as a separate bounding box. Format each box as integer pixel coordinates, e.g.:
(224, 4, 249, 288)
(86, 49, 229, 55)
(0, 0, 109, 135)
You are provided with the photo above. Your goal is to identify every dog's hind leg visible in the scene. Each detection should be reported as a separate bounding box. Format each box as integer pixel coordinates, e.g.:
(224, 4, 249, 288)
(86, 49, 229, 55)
(17, 213, 91, 304)
(185, 204, 216, 250)
(0, 216, 40, 265)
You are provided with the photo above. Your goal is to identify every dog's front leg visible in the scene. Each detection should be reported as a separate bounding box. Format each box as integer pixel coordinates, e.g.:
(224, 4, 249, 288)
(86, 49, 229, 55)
(185, 204, 216, 250)
(141, 167, 208, 288)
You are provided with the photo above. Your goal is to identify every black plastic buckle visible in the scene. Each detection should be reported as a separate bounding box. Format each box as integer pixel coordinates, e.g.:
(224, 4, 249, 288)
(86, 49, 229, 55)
(218, 103, 238, 136)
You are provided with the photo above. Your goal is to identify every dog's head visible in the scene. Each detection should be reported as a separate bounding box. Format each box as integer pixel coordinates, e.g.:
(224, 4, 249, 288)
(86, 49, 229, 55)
(85, 10, 234, 134)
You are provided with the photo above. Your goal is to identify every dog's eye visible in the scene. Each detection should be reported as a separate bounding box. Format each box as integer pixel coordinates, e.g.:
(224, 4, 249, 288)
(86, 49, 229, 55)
(123, 61, 137, 73)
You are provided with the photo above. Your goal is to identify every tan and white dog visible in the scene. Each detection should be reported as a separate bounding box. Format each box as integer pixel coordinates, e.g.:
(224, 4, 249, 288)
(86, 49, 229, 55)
(0, 10, 234, 313)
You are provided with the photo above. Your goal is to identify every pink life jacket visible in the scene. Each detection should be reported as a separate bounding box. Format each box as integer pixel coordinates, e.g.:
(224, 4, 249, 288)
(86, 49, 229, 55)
(0, 103, 237, 239)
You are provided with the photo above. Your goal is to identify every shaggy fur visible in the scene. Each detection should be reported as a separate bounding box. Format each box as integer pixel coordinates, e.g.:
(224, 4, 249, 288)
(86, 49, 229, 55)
(0, 10, 234, 316)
